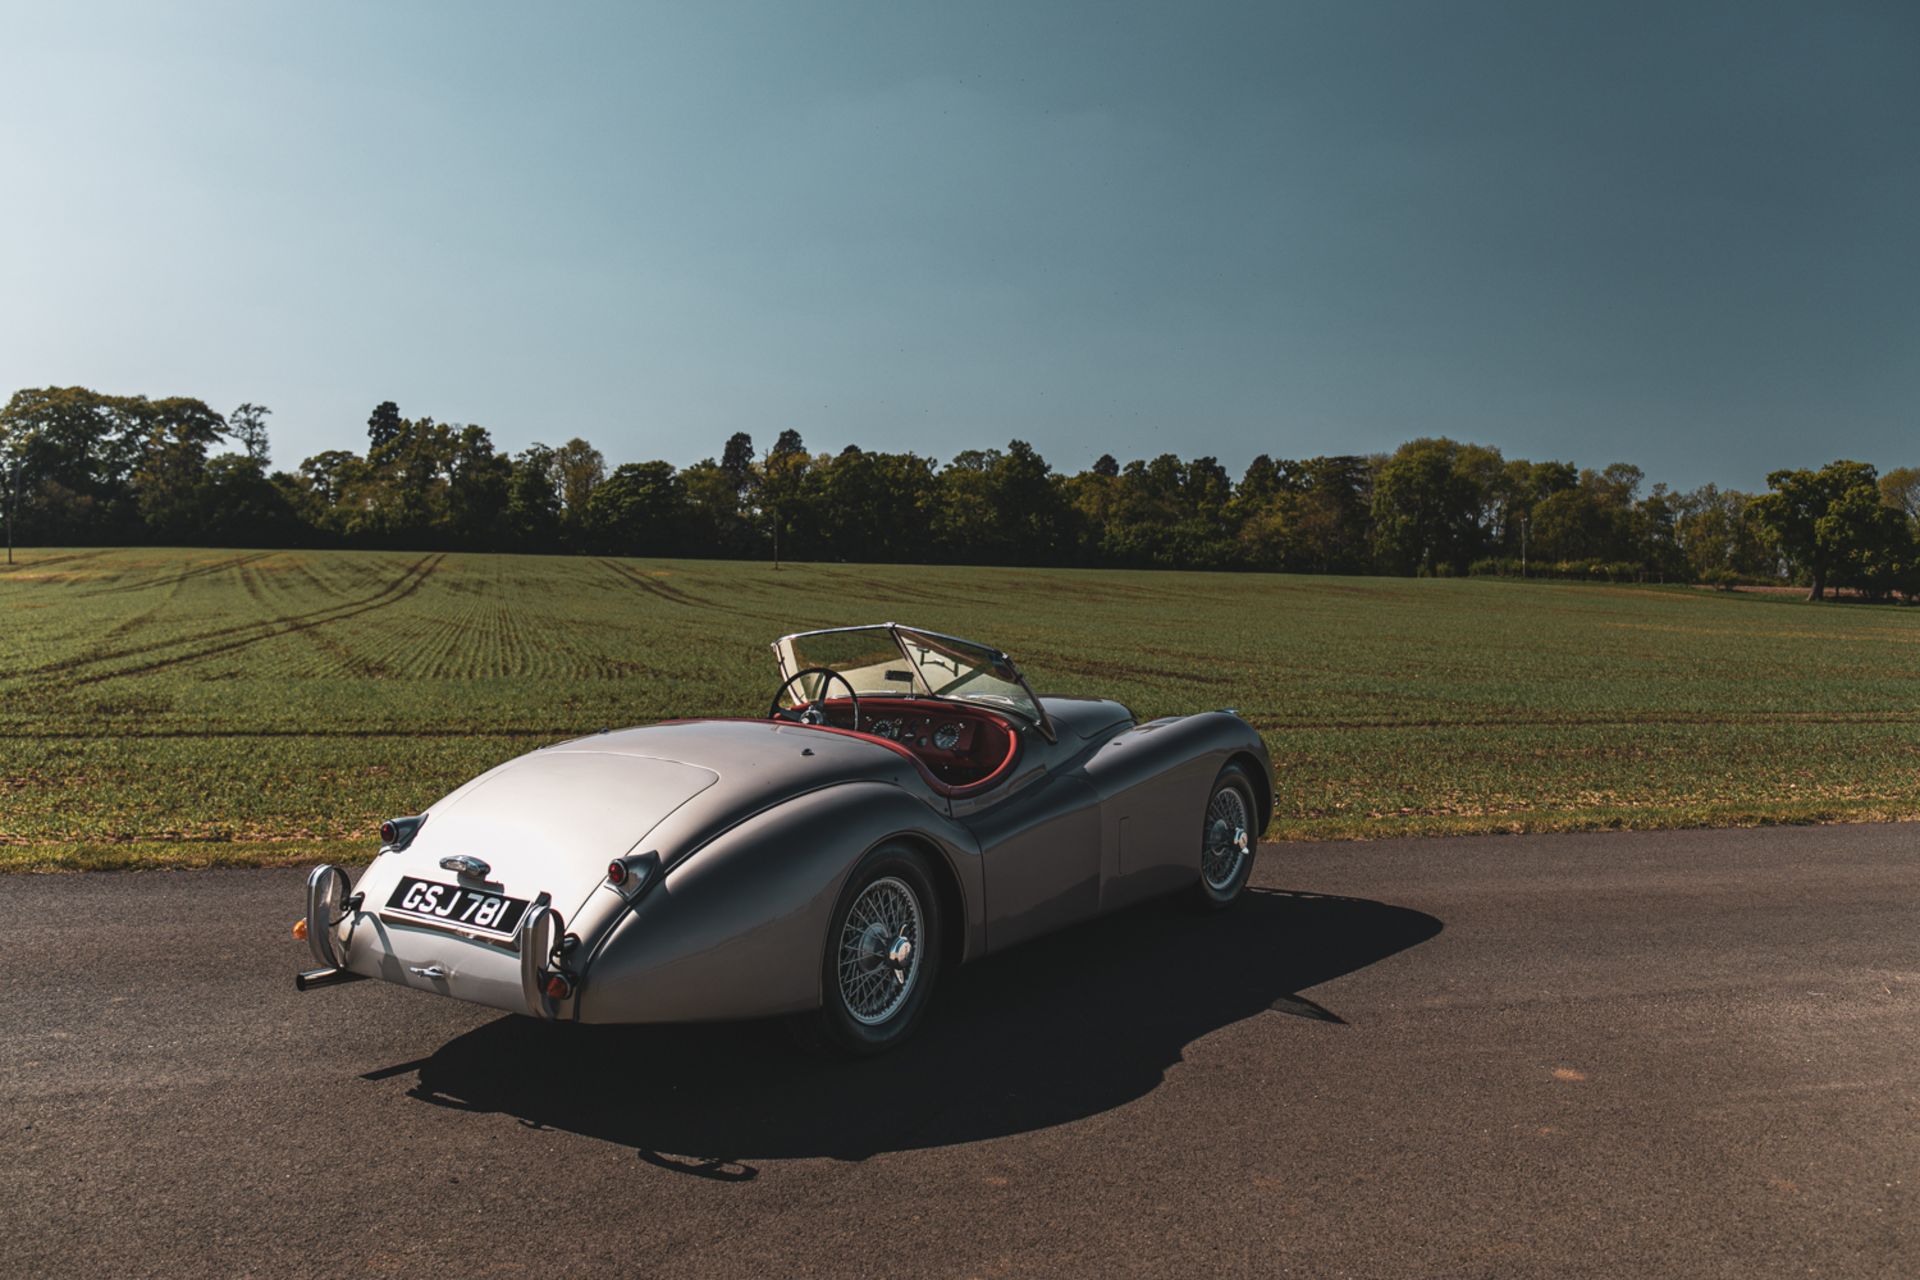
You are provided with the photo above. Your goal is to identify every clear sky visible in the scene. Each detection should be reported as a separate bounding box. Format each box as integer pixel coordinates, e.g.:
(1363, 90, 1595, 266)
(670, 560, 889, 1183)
(1, 1, 1913, 490)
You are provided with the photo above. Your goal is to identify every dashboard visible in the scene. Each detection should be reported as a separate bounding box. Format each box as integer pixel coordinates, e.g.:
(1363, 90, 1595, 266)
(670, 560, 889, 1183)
(816, 697, 1016, 790)
(864, 713, 973, 753)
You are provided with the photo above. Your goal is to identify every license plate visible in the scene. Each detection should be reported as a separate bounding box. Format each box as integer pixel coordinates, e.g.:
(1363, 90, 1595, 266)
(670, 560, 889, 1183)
(385, 876, 529, 937)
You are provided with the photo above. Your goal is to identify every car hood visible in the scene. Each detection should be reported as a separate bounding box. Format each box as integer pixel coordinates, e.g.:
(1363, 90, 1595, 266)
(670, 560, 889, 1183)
(378, 719, 923, 917)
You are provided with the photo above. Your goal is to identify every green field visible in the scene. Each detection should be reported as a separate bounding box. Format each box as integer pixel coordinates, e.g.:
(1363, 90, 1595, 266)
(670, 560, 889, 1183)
(2, 547, 1917, 871)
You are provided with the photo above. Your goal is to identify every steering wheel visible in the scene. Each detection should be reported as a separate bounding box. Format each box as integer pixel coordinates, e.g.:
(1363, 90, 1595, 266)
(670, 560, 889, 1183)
(769, 667, 861, 733)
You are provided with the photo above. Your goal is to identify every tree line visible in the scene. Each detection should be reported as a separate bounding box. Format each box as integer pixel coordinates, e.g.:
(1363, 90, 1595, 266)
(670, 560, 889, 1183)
(4, 385, 1917, 599)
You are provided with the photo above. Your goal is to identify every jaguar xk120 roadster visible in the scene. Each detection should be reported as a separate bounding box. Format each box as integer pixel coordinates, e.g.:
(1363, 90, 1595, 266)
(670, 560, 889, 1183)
(295, 623, 1272, 1052)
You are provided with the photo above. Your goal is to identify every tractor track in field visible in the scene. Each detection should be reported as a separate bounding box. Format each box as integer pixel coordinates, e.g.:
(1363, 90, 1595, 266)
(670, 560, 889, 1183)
(67, 551, 279, 597)
(801, 563, 957, 607)
(26, 554, 442, 679)
(55, 555, 446, 687)
(595, 558, 712, 607)
(0, 549, 113, 575)
(594, 558, 790, 626)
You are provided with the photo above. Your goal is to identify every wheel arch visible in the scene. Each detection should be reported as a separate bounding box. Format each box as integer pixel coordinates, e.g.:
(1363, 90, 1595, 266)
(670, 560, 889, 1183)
(883, 831, 970, 974)
(1226, 749, 1273, 836)
(576, 781, 980, 1024)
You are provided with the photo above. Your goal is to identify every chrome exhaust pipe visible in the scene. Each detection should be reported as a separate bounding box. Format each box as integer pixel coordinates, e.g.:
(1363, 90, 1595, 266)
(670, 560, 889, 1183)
(295, 966, 367, 992)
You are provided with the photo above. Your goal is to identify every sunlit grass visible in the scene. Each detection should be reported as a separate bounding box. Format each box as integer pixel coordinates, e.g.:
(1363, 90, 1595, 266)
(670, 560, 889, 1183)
(3, 547, 1916, 870)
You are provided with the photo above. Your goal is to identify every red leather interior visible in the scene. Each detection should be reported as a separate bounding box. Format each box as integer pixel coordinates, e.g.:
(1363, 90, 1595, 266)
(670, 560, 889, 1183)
(808, 697, 1019, 797)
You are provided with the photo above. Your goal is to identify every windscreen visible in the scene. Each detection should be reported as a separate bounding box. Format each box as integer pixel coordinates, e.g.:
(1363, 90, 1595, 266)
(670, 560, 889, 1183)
(781, 627, 930, 702)
(896, 629, 1043, 725)
(775, 624, 1048, 731)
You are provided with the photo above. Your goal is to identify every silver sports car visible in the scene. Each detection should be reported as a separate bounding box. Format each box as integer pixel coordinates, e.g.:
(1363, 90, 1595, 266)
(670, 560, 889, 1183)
(295, 623, 1272, 1053)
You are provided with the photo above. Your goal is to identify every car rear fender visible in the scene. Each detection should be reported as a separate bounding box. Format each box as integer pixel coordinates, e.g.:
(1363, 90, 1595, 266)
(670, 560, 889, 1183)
(1083, 711, 1272, 908)
(575, 781, 982, 1024)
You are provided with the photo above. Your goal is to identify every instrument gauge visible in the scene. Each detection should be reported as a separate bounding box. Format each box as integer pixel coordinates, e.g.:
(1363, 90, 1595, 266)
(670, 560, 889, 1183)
(869, 719, 897, 740)
(933, 722, 962, 751)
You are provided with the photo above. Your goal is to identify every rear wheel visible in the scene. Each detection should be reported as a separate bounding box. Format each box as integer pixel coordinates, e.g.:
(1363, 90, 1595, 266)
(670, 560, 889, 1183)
(799, 842, 943, 1055)
(1193, 763, 1258, 910)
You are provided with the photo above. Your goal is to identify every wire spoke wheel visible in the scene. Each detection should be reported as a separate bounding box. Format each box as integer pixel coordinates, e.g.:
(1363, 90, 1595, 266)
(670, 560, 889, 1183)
(836, 875, 923, 1026)
(1202, 784, 1251, 892)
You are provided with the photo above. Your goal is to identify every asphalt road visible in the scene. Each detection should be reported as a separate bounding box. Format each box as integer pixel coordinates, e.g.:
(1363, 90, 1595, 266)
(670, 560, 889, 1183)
(3, 823, 1915, 1278)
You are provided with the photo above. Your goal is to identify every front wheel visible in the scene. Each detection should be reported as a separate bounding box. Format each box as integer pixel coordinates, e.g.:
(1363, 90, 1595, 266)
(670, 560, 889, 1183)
(798, 843, 943, 1055)
(1193, 763, 1258, 910)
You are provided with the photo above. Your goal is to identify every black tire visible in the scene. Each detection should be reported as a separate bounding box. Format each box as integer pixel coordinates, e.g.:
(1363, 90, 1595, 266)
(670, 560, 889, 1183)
(1193, 762, 1259, 910)
(797, 842, 944, 1056)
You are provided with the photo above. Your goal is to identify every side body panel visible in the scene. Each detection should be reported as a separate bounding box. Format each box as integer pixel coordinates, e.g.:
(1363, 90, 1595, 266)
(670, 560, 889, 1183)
(1081, 712, 1272, 912)
(577, 781, 982, 1024)
(954, 704, 1271, 953)
(955, 761, 1103, 953)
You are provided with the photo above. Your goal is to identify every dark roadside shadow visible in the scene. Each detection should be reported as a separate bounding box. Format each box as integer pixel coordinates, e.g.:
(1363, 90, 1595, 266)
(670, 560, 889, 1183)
(382, 888, 1440, 1174)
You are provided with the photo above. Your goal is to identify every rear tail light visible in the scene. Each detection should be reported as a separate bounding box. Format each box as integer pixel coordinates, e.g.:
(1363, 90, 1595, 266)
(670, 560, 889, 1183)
(607, 850, 661, 893)
(543, 973, 573, 1001)
(380, 815, 425, 850)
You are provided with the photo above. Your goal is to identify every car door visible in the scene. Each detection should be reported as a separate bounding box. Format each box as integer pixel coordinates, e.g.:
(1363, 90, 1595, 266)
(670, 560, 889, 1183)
(950, 736, 1103, 953)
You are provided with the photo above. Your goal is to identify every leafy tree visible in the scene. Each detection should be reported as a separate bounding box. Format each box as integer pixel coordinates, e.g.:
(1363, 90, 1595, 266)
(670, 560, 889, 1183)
(994, 441, 1068, 565)
(1093, 453, 1236, 569)
(0, 387, 153, 542)
(445, 426, 512, 546)
(1819, 477, 1916, 600)
(194, 453, 303, 546)
(720, 432, 755, 491)
(755, 435, 811, 566)
(549, 438, 606, 534)
(1290, 456, 1376, 573)
(1493, 459, 1577, 556)
(1060, 463, 1121, 566)
(680, 458, 759, 557)
(1522, 464, 1646, 568)
(932, 442, 1072, 565)
(811, 447, 939, 562)
(588, 461, 687, 556)
(1673, 485, 1771, 583)
(1371, 438, 1491, 574)
(127, 396, 229, 542)
(370, 415, 454, 539)
(1878, 467, 1920, 522)
(1633, 483, 1690, 581)
(366, 401, 403, 456)
(504, 444, 563, 546)
(295, 450, 369, 510)
(13, 381, 1914, 598)
(228, 402, 273, 465)
(1748, 461, 1882, 600)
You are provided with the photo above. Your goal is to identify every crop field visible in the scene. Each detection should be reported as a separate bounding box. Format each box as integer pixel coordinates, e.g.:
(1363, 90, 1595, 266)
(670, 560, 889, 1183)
(2, 547, 1918, 871)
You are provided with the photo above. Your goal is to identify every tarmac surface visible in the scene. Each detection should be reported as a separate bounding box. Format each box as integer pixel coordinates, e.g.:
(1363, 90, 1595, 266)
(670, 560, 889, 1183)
(3, 823, 1915, 1278)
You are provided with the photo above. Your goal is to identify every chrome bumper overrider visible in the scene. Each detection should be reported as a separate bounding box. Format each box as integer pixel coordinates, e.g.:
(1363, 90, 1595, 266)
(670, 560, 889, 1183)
(295, 863, 574, 1019)
(296, 864, 364, 991)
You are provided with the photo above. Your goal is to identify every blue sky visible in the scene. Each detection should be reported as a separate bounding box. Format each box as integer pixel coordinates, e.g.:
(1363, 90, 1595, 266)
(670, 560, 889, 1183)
(1, 1, 1913, 489)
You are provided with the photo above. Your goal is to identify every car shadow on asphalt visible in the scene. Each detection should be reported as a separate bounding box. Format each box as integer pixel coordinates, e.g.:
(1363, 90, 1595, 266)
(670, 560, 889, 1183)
(383, 887, 1441, 1175)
